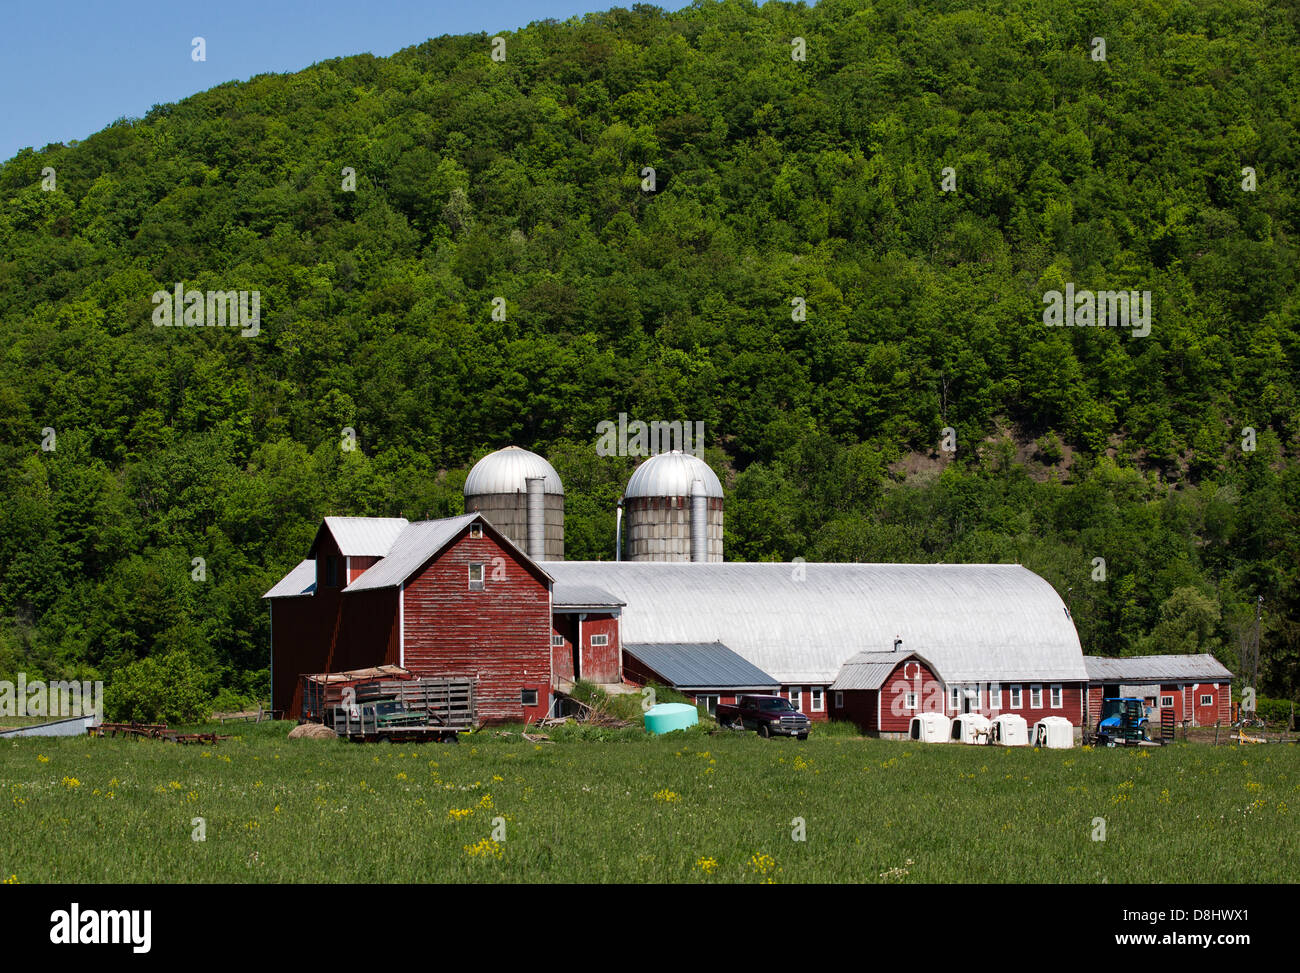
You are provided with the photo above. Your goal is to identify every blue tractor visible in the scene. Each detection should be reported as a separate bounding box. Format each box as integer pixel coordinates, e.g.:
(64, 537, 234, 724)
(1096, 697, 1152, 746)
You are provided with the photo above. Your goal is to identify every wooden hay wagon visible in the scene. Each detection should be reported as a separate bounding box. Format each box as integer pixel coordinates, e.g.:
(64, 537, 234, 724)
(300, 668, 476, 743)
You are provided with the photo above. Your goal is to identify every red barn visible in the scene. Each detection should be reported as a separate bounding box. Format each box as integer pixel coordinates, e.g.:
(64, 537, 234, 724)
(265, 514, 555, 723)
(1083, 655, 1233, 728)
(830, 652, 944, 734)
(550, 584, 626, 686)
(545, 561, 1091, 739)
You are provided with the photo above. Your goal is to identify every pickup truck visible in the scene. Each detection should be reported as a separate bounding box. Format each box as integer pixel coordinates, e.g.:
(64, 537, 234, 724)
(716, 695, 811, 739)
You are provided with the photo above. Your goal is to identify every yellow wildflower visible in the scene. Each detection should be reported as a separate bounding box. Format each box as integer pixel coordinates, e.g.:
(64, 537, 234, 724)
(463, 838, 503, 860)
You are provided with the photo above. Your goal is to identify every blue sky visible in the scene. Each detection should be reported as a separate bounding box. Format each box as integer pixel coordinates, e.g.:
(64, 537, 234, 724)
(0, 0, 692, 163)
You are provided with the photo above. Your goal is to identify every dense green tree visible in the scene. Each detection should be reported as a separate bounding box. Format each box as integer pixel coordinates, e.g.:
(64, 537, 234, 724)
(0, 0, 1297, 702)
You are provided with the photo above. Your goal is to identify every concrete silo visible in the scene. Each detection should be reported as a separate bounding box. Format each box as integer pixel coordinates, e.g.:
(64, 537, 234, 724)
(622, 450, 723, 562)
(463, 446, 564, 561)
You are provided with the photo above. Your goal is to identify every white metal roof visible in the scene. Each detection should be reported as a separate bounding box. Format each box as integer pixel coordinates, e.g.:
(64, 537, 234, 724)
(1083, 654, 1233, 683)
(464, 446, 564, 496)
(624, 451, 724, 499)
(552, 583, 625, 609)
(545, 561, 1086, 685)
(315, 517, 410, 557)
(263, 559, 316, 599)
(345, 513, 555, 592)
(831, 651, 939, 690)
(345, 515, 480, 591)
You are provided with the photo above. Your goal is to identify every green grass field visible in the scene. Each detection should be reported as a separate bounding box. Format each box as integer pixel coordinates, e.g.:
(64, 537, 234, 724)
(2, 722, 1296, 883)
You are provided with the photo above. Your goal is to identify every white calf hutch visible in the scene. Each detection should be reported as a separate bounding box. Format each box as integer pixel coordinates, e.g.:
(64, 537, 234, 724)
(990, 713, 1029, 746)
(909, 712, 952, 743)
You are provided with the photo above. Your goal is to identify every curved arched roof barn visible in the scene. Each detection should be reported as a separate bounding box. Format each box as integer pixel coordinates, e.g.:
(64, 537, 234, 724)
(545, 561, 1085, 686)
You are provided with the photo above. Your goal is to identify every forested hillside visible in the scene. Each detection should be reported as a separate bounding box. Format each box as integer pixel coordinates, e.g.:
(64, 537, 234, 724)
(1, 0, 1297, 701)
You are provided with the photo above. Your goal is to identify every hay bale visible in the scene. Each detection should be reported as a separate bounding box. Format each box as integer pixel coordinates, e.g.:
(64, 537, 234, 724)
(288, 722, 337, 740)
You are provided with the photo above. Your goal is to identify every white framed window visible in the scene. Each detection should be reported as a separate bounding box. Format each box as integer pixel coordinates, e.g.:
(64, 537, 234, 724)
(989, 685, 1002, 709)
(469, 523, 483, 539)
(967, 687, 981, 711)
(950, 686, 961, 711)
(1030, 685, 1043, 708)
(1160, 695, 1174, 707)
(697, 694, 719, 716)
(468, 563, 484, 590)
(590, 634, 609, 647)
(520, 688, 538, 707)
(1050, 685, 1063, 709)
(811, 688, 824, 713)
(1200, 694, 1213, 706)
(904, 692, 918, 710)
(834, 691, 844, 709)
(1010, 686, 1023, 708)
(788, 687, 803, 711)
(551, 634, 565, 647)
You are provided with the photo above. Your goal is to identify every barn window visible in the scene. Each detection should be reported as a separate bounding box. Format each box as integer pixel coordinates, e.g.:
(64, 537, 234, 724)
(697, 694, 719, 716)
(904, 692, 918, 710)
(468, 563, 484, 591)
(521, 689, 538, 707)
(788, 687, 803, 711)
(949, 686, 960, 711)
(834, 691, 844, 709)
(590, 634, 609, 646)
(469, 523, 483, 539)
(811, 688, 824, 712)
(989, 685, 1002, 709)
(1010, 686, 1023, 708)
(325, 556, 339, 588)
(1030, 685, 1043, 708)
(551, 634, 565, 647)
(1160, 695, 1174, 707)
(1200, 694, 1213, 706)
(1050, 685, 1063, 709)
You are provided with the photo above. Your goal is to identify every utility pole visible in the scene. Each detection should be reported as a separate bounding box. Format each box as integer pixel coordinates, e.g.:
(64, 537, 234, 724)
(1242, 596, 1263, 721)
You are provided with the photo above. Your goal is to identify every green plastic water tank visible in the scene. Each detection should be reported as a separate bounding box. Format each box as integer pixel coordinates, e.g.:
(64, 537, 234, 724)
(644, 702, 699, 735)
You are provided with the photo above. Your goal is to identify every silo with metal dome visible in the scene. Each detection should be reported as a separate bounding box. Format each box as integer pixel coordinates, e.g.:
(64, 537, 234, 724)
(621, 450, 724, 562)
(463, 446, 564, 561)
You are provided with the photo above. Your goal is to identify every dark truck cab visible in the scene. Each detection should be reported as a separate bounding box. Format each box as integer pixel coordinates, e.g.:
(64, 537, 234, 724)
(716, 695, 811, 739)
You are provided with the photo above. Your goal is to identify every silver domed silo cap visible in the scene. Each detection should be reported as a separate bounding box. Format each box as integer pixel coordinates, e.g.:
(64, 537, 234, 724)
(625, 450, 723, 499)
(464, 446, 564, 496)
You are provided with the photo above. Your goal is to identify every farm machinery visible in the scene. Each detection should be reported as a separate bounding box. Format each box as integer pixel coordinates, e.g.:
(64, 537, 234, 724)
(1095, 698, 1159, 747)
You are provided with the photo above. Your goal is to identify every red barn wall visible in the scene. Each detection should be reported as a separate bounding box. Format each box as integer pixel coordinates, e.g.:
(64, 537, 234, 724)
(831, 689, 878, 733)
(780, 685, 831, 723)
(1155, 683, 1184, 723)
(1192, 683, 1227, 726)
(968, 683, 1083, 727)
(551, 617, 577, 684)
(578, 615, 622, 684)
(271, 597, 322, 718)
(402, 528, 551, 723)
(316, 533, 344, 592)
(830, 660, 940, 734)
(270, 579, 397, 719)
(1086, 685, 1105, 727)
(348, 555, 379, 583)
(877, 662, 943, 733)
